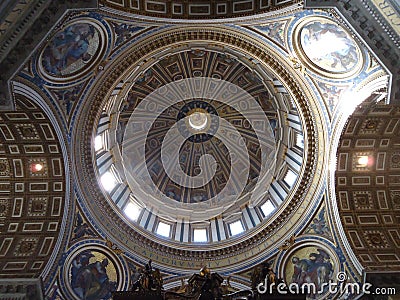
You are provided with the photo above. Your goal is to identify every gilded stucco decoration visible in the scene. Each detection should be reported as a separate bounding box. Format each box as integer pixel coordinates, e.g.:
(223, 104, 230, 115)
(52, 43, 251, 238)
(335, 99, 400, 272)
(99, 0, 300, 20)
(0, 93, 68, 282)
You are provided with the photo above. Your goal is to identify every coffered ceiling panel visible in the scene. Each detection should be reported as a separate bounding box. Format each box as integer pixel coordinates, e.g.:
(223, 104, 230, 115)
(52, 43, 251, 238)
(336, 96, 400, 272)
(0, 95, 66, 278)
(100, 0, 299, 20)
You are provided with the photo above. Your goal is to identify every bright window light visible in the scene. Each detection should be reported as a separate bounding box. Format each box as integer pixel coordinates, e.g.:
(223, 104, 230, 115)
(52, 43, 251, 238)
(94, 135, 103, 151)
(304, 30, 350, 60)
(193, 229, 208, 242)
(156, 222, 171, 237)
(229, 220, 244, 236)
(261, 200, 275, 217)
(31, 163, 44, 172)
(188, 112, 209, 130)
(296, 134, 304, 148)
(101, 171, 117, 192)
(356, 155, 369, 167)
(284, 169, 297, 187)
(124, 202, 141, 221)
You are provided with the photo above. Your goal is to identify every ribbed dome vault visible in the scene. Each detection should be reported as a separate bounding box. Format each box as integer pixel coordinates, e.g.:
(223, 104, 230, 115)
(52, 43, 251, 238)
(73, 26, 324, 274)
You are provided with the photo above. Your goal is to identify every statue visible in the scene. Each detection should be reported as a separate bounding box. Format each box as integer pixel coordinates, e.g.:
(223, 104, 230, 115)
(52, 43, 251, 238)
(131, 259, 163, 295)
(198, 266, 223, 300)
(252, 262, 282, 295)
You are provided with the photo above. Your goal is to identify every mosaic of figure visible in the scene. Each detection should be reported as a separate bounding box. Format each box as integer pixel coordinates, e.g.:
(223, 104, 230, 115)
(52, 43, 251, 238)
(52, 83, 86, 116)
(304, 206, 332, 238)
(42, 23, 98, 76)
(286, 247, 334, 298)
(300, 20, 359, 73)
(71, 211, 97, 241)
(70, 250, 117, 300)
(113, 22, 144, 47)
(256, 22, 285, 46)
(317, 82, 346, 111)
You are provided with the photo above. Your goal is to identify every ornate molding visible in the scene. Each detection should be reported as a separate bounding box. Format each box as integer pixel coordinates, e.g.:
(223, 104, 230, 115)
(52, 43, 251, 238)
(0, 0, 98, 110)
(304, 0, 400, 104)
(72, 25, 326, 273)
(99, 0, 300, 20)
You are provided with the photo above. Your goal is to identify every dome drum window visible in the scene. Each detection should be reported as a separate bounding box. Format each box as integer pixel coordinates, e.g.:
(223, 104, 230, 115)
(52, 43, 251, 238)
(93, 47, 306, 247)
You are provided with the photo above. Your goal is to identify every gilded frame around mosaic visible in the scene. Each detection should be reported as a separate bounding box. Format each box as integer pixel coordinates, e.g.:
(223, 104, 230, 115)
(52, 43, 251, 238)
(60, 243, 127, 300)
(292, 16, 364, 79)
(37, 18, 108, 83)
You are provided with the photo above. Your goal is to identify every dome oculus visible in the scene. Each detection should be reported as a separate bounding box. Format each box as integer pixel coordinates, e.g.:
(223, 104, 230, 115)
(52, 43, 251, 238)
(188, 111, 209, 131)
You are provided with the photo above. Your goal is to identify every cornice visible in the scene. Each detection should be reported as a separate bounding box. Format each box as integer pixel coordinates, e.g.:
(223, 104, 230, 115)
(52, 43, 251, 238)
(0, 0, 98, 111)
(71, 26, 326, 273)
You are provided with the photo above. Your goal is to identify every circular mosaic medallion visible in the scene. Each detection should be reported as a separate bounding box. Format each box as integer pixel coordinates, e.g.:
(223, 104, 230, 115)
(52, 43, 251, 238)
(62, 245, 125, 300)
(38, 19, 107, 82)
(279, 242, 340, 299)
(293, 17, 363, 78)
